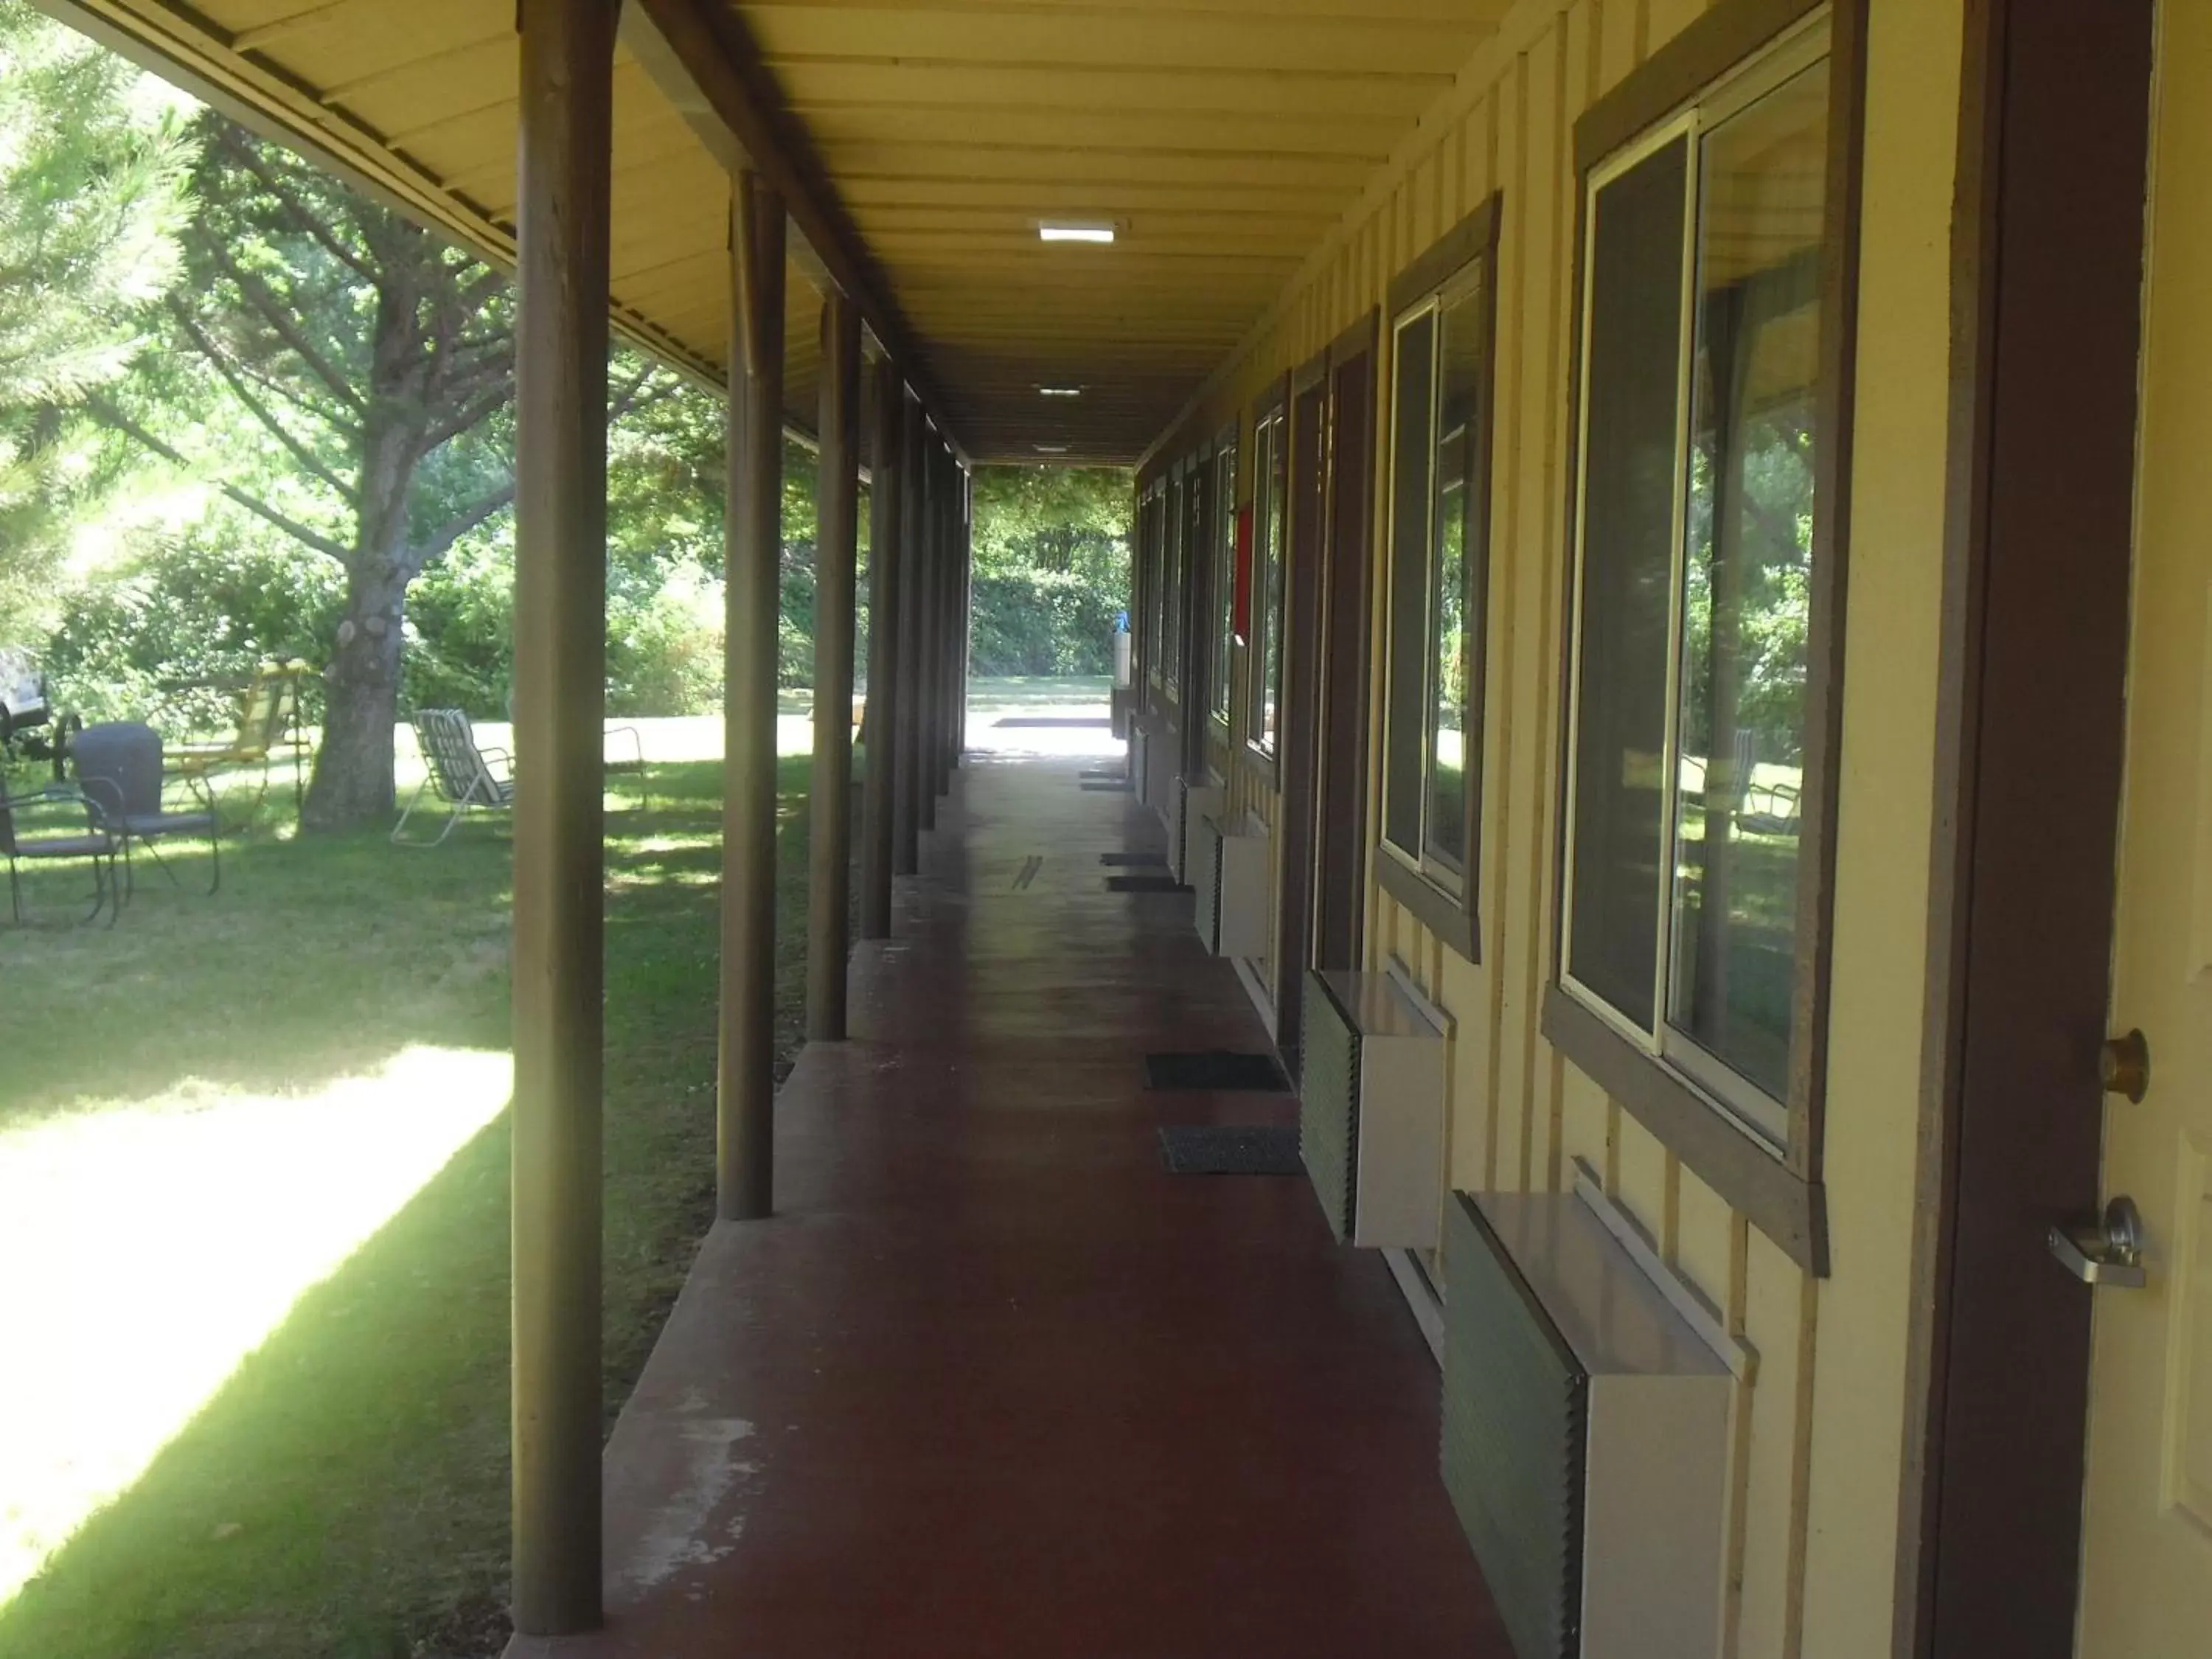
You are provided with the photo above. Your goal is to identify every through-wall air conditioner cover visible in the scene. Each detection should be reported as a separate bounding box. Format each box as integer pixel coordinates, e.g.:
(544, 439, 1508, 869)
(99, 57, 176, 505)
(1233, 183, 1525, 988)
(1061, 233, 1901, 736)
(1145, 720, 1179, 818)
(1298, 970, 1445, 1248)
(1192, 813, 1268, 958)
(1440, 1189, 1731, 1659)
(1170, 779, 1223, 885)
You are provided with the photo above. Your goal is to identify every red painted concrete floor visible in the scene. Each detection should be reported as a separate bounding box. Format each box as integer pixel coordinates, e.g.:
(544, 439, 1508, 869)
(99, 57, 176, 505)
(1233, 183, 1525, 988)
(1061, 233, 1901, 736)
(510, 754, 1509, 1658)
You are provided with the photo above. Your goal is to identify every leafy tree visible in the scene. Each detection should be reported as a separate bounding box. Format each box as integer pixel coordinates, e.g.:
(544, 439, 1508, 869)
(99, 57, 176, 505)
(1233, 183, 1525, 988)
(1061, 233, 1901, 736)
(91, 114, 535, 830)
(0, 2, 192, 631)
(967, 465, 1130, 675)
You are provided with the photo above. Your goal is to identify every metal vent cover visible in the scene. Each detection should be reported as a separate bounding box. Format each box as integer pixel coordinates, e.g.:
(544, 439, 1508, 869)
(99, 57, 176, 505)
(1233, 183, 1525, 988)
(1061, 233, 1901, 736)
(1298, 970, 1360, 1242)
(1193, 818, 1224, 953)
(1441, 1192, 1587, 1659)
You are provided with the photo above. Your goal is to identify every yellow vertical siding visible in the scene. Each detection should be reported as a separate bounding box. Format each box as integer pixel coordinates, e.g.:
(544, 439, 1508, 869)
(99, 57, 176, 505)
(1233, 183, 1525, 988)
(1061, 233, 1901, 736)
(1798, 0, 1963, 1649)
(1143, 1, 1964, 1650)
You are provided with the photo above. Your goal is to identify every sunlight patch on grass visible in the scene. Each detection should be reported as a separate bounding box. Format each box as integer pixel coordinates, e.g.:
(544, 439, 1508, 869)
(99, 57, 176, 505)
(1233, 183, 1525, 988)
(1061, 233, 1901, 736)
(0, 1046, 513, 1610)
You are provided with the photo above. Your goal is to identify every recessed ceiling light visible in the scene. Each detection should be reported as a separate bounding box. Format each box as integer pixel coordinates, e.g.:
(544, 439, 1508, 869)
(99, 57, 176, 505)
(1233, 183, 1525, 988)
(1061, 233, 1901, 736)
(1038, 220, 1115, 244)
(1034, 442, 1069, 453)
(1038, 386, 1083, 398)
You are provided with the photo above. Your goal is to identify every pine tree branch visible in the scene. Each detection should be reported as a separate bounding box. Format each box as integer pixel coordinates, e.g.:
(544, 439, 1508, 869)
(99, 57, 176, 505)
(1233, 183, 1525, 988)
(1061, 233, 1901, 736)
(609, 360, 661, 422)
(202, 241, 367, 417)
(216, 128, 378, 286)
(86, 395, 352, 565)
(167, 301, 359, 505)
(420, 378, 515, 456)
(221, 350, 362, 446)
(408, 480, 516, 573)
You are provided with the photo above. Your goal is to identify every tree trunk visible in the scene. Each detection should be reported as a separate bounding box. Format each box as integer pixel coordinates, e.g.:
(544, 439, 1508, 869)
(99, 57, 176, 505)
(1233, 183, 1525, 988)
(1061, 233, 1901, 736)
(303, 553, 408, 830)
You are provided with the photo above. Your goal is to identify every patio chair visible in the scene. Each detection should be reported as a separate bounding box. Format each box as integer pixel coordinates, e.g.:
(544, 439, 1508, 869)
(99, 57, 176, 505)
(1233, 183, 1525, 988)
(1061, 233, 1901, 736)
(0, 785, 122, 925)
(72, 720, 223, 898)
(395, 709, 655, 845)
(603, 721, 653, 811)
(168, 659, 310, 816)
(394, 708, 512, 846)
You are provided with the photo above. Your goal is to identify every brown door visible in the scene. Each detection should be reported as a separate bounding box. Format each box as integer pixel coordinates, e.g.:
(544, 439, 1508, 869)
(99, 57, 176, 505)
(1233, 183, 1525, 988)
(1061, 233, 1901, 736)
(1912, 4, 2154, 1652)
(1181, 448, 1213, 782)
(1315, 323, 1377, 972)
(1273, 368, 1331, 1060)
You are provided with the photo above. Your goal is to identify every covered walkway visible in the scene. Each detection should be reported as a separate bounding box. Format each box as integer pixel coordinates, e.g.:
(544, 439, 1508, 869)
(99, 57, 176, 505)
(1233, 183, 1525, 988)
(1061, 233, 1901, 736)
(513, 751, 1503, 1657)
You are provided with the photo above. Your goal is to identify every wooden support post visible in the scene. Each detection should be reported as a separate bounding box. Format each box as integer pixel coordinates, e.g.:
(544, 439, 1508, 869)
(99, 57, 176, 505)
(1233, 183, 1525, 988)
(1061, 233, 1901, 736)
(893, 393, 926, 873)
(806, 291, 860, 1040)
(914, 434, 940, 830)
(957, 467, 973, 764)
(858, 358, 903, 938)
(940, 450, 964, 782)
(720, 170, 784, 1221)
(510, 0, 613, 1635)
(927, 445, 946, 797)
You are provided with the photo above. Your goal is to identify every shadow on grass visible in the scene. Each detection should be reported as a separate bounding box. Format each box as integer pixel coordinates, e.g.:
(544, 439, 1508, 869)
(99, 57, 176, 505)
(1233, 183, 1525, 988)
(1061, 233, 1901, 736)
(0, 755, 814, 1659)
(0, 761, 750, 1128)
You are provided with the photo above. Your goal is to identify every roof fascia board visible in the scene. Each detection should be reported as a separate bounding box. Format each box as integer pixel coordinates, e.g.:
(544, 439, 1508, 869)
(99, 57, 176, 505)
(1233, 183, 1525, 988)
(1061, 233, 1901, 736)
(625, 0, 968, 463)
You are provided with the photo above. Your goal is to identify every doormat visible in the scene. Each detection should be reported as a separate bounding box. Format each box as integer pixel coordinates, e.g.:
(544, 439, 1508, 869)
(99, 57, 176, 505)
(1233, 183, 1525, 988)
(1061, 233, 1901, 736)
(1079, 768, 1126, 780)
(1080, 781, 1133, 793)
(1144, 1049, 1291, 1092)
(1158, 1124, 1302, 1176)
(1106, 874, 1190, 894)
(1099, 851, 1166, 866)
(995, 715, 1112, 728)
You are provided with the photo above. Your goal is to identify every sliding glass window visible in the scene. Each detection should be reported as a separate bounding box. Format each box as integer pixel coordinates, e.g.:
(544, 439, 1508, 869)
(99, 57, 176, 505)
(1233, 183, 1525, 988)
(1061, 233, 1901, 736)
(1382, 243, 1496, 913)
(1246, 405, 1287, 760)
(1562, 19, 1834, 1141)
(1163, 470, 1184, 698)
(1209, 438, 1237, 733)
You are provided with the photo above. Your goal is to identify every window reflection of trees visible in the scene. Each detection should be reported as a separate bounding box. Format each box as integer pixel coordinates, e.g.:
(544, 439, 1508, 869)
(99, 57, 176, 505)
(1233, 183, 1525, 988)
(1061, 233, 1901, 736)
(1425, 277, 1485, 879)
(1669, 60, 1827, 1103)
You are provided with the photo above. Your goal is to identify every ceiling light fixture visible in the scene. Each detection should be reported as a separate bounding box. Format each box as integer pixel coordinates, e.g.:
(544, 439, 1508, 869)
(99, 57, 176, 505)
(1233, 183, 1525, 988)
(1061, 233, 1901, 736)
(1038, 220, 1115, 244)
(1037, 386, 1083, 398)
(1034, 442, 1069, 454)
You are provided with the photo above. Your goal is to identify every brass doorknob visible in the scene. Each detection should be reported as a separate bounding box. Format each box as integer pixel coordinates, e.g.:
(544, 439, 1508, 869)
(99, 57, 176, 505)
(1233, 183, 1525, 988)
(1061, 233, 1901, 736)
(2101, 1029, 2150, 1103)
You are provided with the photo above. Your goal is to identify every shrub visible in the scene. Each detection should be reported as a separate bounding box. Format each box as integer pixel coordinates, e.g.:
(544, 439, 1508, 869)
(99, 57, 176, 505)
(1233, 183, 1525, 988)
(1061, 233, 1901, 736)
(42, 524, 341, 732)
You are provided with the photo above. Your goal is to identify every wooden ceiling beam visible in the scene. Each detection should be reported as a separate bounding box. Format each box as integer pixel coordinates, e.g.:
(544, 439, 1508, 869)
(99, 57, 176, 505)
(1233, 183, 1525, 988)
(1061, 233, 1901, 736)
(745, 0, 1495, 24)
(742, 6, 1484, 77)
(771, 60, 1451, 119)
(625, 0, 970, 461)
(822, 145, 1374, 191)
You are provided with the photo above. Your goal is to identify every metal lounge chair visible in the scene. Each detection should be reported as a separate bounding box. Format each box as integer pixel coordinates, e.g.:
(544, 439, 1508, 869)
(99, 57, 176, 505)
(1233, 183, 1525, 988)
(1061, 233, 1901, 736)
(394, 708, 512, 846)
(395, 709, 655, 845)
(168, 659, 311, 815)
(0, 785, 122, 925)
(72, 720, 223, 898)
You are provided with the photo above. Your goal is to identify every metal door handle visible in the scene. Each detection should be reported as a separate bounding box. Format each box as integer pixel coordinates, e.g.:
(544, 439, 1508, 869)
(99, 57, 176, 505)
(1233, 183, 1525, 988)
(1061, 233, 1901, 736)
(2048, 1195, 2148, 1287)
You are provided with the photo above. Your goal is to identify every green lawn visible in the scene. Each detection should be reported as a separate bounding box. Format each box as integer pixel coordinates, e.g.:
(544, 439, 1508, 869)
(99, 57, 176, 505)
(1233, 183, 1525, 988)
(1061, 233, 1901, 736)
(0, 751, 815, 1659)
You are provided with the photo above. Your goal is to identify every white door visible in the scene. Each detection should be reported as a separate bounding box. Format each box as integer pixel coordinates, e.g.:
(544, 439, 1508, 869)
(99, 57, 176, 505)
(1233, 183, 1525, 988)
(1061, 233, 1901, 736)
(2073, 6, 2212, 1648)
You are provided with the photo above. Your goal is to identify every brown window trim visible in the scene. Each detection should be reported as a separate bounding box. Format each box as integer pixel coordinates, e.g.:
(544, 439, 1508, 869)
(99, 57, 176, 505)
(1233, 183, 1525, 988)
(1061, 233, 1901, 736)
(1543, 985, 1829, 1273)
(1575, 0, 1832, 174)
(1548, 0, 1865, 1276)
(1386, 192, 1503, 321)
(1374, 192, 1502, 968)
(1377, 850, 1477, 963)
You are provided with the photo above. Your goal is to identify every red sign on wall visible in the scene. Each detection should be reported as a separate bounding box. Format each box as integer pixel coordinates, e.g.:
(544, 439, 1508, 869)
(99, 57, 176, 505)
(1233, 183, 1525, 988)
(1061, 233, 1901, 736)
(1232, 504, 1254, 643)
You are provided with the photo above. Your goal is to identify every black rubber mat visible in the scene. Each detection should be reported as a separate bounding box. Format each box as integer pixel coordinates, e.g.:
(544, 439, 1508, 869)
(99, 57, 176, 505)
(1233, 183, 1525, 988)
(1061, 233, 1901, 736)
(1144, 1049, 1291, 1092)
(1106, 874, 1190, 894)
(1099, 851, 1166, 866)
(995, 715, 1112, 728)
(1079, 781, 1133, 793)
(1157, 1124, 1302, 1176)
